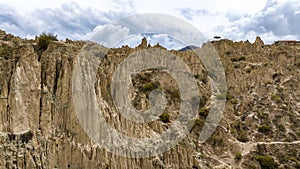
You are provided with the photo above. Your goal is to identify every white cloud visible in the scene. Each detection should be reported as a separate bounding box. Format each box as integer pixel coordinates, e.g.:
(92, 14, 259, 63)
(3, 0, 132, 13)
(211, 0, 300, 43)
(134, 0, 267, 16)
(84, 14, 207, 49)
(85, 25, 131, 47)
(0, 0, 299, 46)
(0, 1, 130, 40)
(148, 34, 185, 49)
(85, 24, 187, 49)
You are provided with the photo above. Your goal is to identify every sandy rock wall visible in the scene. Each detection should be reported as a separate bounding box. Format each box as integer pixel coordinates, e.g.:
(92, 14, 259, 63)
(0, 31, 299, 168)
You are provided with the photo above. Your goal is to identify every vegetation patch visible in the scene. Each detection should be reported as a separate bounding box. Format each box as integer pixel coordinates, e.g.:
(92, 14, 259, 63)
(258, 125, 271, 133)
(271, 94, 281, 102)
(199, 107, 209, 117)
(159, 113, 170, 123)
(140, 81, 160, 93)
(255, 155, 279, 169)
(210, 135, 224, 146)
(231, 98, 239, 104)
(231, 56, 246, 62)
(272, 72, 281, 80)
(226, 91, 234, 100)
(224, 51, 232, 55)
(0, 44, 13, 60)
(235, 152, 242, 161)
(194, 118, 203, 127)
(237, 134, 249, 143)
(36, 32, 58, 52)
(20, 130, 33, 143)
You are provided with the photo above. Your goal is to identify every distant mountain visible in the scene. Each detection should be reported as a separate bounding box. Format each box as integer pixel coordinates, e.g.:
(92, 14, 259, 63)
(178, 45, 199, 51)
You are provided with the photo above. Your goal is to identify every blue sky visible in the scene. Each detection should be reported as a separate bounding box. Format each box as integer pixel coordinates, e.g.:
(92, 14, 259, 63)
(0, 0, 299, 48)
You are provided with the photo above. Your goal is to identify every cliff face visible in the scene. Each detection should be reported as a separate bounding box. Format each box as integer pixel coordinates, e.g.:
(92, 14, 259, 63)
(0, 31, 299, 169)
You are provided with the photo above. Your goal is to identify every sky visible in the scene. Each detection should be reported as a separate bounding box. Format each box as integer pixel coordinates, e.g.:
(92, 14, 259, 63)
(0, 0, 299, 49)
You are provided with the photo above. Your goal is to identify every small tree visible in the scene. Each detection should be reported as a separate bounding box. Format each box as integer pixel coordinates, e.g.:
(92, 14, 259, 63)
(36, 32, 58, 52)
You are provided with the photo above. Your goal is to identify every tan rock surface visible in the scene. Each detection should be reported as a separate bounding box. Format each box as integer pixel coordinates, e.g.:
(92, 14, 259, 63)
(0, 31, 299, 169)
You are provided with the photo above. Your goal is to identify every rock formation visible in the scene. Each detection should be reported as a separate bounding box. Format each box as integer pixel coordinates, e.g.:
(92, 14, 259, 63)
(254, 36, 264, 47)
(0, 30, 299, 168)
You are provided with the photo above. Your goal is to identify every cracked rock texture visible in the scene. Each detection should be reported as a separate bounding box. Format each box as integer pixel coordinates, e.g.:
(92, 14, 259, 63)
(0, 30, 299, 169)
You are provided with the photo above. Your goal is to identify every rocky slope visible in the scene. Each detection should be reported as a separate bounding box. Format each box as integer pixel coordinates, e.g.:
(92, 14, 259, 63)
(0, 30, 299, 169)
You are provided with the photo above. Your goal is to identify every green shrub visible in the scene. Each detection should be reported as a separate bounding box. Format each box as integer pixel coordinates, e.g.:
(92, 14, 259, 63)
(257, 112, 269, 119)
(231, 56, 246, 62)
(36, 32, 58, 52)
(272, 73, 280, 80)
(0, 44, 13, 59)
(224, 51, 232, 55)
(234, 110, 243, 116)
(194, 74, 200, 79)
(235, 153, 242, 161)
(231, 98, 239, 104)
(210, 136, 224, 146)
(289, 157, 299, 162)
(271, 94, 281, 102)
(237, 134, 249, 143)
(105, 163, 111, 169)
(199, 107, 209, 117)
(20, 130, 33, 143)
(159, 113, 170, 123)
(140, 82, 160, 92)
(258, 125, 271, 133)
(265, 81, 273, 85)
(255, 155, 279, 169)
(226, 91, 234, 100)
(141, 82, 155, 92)
(194, 118, 203, 127)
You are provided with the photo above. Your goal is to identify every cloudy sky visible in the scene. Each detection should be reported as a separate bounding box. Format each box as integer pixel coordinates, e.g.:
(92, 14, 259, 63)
(0, 0, 299, 48)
